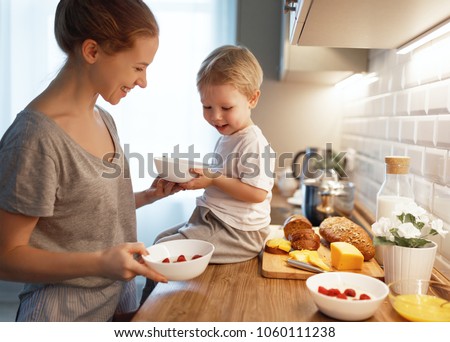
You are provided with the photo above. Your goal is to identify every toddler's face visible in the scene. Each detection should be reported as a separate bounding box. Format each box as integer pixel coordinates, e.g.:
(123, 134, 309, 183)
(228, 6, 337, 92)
(200, 84, 258, 135)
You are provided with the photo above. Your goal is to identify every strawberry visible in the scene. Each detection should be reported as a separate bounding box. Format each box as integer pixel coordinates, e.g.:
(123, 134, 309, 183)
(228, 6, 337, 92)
(344, 288, 356, 297)
(177, 254, 187, 262)
(318, 286, 329, 295)
(336, 293, 347, 300)
(192, 254, 202, 260)
(359, 293, 371, 300)
(326, 288, 341, 297)
(162, 257, 170, 263)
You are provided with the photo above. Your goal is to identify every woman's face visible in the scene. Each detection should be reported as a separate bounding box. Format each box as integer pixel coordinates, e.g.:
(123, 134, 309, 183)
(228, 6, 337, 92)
(200, 84, 259, 136)
(92, 35, 159, 105)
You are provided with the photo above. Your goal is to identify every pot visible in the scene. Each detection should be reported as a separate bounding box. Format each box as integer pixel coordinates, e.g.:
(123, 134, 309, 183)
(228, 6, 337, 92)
(301, 171, 355, 226)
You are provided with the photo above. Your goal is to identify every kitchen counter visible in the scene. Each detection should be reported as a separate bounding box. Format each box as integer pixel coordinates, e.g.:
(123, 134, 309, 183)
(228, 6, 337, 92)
(132, 187, 448, 322)
(132, 254, 404, 322)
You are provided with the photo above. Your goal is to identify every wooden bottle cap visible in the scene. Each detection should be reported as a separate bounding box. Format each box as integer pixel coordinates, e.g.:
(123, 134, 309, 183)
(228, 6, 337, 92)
(385, 156, 410, 174)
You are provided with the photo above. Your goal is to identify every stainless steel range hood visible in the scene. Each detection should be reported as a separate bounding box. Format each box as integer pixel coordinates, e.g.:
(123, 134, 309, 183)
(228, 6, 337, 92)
(289, 0, 450, 49)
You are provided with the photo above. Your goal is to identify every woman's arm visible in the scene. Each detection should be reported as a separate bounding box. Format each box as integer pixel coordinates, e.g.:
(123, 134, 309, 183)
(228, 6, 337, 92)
(0, 209, 167, 283)
(134, 177, 183, 209)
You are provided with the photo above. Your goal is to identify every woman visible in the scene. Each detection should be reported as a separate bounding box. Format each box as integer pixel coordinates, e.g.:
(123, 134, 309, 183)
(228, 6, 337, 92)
(0, 0, 178, 321)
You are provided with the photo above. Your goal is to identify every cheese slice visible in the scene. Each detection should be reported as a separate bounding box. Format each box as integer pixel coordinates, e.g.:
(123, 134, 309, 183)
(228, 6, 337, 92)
(330, 242, 364, 270)
(266, 238, 291, 252)
(289, 250, 331, 271)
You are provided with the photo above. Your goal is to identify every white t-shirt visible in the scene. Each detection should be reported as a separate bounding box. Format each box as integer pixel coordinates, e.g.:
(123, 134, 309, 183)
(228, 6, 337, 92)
(196, 125, 275, 231)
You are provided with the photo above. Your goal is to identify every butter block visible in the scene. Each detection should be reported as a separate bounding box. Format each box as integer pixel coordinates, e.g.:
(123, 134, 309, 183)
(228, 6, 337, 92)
(330, 242, 364, 270)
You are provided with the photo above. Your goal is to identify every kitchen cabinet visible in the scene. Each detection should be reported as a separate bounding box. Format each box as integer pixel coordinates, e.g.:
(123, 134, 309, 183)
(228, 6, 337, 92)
(236, 0, 368, 84)
(288, 0, 450, 49)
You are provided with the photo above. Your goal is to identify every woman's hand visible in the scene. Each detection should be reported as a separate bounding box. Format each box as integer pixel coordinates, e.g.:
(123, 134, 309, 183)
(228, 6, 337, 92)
(135, 177, 183, 208)
(99, 242, 168, 283)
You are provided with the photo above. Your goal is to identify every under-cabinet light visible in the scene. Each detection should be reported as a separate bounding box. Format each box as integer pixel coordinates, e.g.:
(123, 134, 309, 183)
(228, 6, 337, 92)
(397, 18, 450, 55)
(335, 73, 378, 89)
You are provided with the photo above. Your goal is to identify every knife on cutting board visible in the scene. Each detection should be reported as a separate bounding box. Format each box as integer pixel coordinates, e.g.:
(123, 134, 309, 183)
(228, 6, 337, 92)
(286, 258, 327, 273)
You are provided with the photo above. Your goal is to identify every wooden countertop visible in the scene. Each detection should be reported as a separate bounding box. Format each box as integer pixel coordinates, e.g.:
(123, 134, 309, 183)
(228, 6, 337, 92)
(132, 255, 405, 322)
(132, 186, 448, 322)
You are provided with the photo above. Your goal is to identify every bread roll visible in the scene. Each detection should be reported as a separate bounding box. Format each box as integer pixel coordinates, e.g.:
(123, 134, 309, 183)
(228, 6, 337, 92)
(319, 216, 375, 261)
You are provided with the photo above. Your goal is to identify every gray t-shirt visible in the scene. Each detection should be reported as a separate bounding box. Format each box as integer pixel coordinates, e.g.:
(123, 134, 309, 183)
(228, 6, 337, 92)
(0, 108, 136, 290)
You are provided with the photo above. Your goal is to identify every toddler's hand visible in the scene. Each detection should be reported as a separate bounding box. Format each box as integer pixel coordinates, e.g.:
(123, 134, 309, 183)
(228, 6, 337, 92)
(180, 168, 219, 190)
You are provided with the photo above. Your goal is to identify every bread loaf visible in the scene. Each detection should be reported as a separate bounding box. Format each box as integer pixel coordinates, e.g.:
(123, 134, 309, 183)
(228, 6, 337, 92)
(282, 214, 320, 251)
(291, 238, 320, 251)
(283, 215, 313, 240)
(264, 238, 291, 255)
(319, 216, 375, 261)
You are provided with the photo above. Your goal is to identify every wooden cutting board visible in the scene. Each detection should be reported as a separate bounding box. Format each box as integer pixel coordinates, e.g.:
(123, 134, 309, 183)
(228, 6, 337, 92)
(261, 228, 384, 280)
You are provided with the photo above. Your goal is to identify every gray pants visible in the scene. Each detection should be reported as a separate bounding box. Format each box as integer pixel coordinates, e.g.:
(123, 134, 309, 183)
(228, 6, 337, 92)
(155, 206, 270, 263)
(140, 206, 269, 305)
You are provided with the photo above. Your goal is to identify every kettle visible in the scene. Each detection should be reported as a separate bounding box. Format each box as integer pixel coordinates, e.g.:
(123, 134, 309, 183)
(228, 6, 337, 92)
(291, 145, 347, 181)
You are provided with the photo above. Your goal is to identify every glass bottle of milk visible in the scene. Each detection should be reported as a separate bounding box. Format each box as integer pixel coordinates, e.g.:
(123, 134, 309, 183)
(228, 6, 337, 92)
(375, 156, 415, 264)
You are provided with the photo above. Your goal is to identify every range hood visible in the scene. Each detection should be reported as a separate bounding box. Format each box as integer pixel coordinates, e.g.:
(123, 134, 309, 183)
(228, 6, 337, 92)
(289, 0, 450, 48)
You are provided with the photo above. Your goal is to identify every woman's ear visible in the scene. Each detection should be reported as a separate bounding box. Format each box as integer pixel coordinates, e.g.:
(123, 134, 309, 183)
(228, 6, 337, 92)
(81, 39, 99, 64)
(248, 90, 261, 109)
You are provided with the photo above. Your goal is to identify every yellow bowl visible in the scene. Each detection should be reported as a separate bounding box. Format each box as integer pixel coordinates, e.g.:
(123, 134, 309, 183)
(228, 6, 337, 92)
(388, 279, 450, 322)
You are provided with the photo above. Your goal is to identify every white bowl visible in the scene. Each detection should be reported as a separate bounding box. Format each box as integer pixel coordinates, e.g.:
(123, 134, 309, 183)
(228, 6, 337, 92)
(154, 157, 206, 183)
(142, 239, 215, 281)
(306, 272, 389, 321)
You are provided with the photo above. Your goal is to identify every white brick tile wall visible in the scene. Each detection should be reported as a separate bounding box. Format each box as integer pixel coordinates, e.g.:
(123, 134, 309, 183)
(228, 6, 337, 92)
(409, 87, 427, 115)
(404, 60, 421, 88)
(433, 184, 450, 223)
(395, 91, 409, 115)
(435, 36, 450, 80)
(400, 118, 415, 144)
(438, 222, 450, 261)
(445, 151, 450, 186)
(406, 145, 424, 175)
(413, 176, 433, 211)
(383, 94, 395, 115)
(372, 97, 384, 116)
(392, 142, 407, 157)
(387, 117, 400, 141)
(412, 44, 442, 85)
(340, 33, 450, 276)
(380, 142, 393, 161)
(415, 116, 436, 146)
(390, 65, 404, 91)
(427, 83, 450, 114)
(436, 114, 450, 148)
(364, 118, 386, 139)
(423, 147, 447, 183)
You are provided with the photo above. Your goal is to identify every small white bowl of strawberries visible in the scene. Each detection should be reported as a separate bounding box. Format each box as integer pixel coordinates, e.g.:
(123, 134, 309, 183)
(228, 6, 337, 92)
(306, 272, 389, 321)
(142, 239, 215, 281)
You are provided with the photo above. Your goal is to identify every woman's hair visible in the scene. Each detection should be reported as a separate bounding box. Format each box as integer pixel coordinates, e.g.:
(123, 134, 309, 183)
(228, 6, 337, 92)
(196, 45, 263, 99)
(54, 0, 159, 56)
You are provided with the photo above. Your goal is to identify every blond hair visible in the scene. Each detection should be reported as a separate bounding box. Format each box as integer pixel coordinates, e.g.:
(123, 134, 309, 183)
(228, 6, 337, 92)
(54, 0, 159, 56)
(197, 45, 263, 99)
